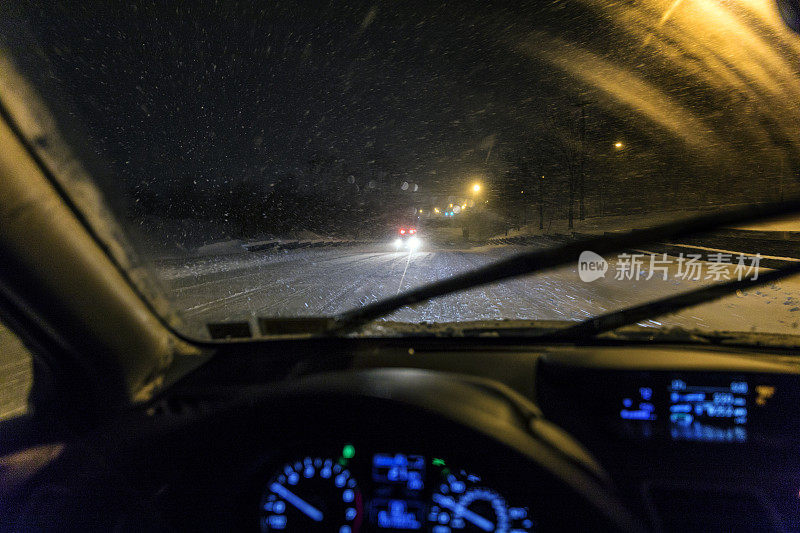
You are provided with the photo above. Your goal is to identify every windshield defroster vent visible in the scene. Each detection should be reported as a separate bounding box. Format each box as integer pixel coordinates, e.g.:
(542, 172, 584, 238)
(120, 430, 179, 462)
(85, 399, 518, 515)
(207, 321, 252, 340)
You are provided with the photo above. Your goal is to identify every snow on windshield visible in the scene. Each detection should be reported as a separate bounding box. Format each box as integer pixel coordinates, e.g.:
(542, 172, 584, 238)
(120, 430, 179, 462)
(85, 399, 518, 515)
(3, 1, 800, 338)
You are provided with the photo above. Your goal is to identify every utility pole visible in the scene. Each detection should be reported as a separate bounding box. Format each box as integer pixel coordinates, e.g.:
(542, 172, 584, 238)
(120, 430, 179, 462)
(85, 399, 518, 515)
(578, 102, 589, 220)
(538, 175, 545, 230)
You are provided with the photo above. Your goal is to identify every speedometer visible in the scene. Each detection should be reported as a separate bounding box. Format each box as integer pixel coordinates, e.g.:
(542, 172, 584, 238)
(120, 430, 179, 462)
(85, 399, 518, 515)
(260, 456, 363, 532)
(429, 467, 534, 532)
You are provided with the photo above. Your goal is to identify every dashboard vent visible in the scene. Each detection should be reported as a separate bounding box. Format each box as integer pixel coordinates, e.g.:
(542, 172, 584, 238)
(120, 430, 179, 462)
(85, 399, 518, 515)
(647, 485, 781, 533)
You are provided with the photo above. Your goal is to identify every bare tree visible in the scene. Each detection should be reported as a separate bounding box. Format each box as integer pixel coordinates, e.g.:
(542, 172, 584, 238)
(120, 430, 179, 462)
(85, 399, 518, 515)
(537, 172, 546, 230)
(500, 142, 553, 232)
(542, 113, 582, 230)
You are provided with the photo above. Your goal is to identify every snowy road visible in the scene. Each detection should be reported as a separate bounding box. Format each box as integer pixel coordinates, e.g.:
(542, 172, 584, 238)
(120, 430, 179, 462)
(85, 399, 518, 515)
(158, 243, 800, 339)
(4, 241, 800, 418)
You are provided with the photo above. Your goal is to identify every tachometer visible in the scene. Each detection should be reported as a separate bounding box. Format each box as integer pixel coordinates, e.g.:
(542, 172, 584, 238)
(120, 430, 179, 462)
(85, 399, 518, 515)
(429, 466, 534, 532)
(260, 456, 363, 532)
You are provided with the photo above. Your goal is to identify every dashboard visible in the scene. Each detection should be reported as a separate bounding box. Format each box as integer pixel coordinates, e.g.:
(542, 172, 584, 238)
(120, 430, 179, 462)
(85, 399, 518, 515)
(124, 367, 636, 532)
(11, 342, 800, 532)
(535, 348, 800, 447)
(257, 448, 534, 532)
(146, 344, 800, 532)
(345, 342, 800, 532)
(534, 347, 800, 532)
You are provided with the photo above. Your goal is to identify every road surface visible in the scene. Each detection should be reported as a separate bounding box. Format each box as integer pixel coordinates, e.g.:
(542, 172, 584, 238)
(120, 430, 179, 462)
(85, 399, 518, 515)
(5, 239, 800, 418)
(157, 242, 800, 339)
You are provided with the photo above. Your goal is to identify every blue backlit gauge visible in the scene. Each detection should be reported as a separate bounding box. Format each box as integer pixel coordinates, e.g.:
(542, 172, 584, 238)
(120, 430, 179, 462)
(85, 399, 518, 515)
(260, 457, 362, 532)
(429, 468, 534, 532)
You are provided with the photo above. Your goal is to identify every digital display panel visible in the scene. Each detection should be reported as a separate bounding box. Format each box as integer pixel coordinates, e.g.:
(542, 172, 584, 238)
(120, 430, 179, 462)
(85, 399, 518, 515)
(370, 499, 425, 530)
(371, 453, 426, 531)
(669, 379, 748, 443)
(619, 386, 656, 421)
(617, 378, 758, 442)
(372, 453, 425, 491)
(618, 386, 657, 439)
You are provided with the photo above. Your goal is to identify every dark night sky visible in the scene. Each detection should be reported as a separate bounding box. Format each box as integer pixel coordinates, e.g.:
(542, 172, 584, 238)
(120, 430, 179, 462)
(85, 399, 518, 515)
(4, 1, 800, 218)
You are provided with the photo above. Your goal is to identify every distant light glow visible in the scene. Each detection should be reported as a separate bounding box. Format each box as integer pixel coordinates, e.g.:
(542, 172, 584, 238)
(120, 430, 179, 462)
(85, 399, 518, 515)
(472, 183, 481, 193)
(614, 141, 624, 149)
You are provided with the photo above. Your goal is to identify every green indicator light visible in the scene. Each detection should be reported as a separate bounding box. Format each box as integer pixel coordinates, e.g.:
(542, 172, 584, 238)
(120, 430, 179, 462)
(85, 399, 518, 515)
(342, 444, 355, 459)
(432, 458, 445, 467)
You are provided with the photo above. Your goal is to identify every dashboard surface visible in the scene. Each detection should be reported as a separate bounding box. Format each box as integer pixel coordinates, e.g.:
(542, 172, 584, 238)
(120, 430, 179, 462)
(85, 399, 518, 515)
(346, 343, 800, 532)
(142, 368, 634, 532)
(7, 342, 800, 533)
(149, 343, 800, 532)
(533, 346, 800, 532)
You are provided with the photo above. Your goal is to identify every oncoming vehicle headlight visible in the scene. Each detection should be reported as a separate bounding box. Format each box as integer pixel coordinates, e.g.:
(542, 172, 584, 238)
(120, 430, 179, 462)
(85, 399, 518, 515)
(393, 238, 403, 249)
(408, 236, 421, 250)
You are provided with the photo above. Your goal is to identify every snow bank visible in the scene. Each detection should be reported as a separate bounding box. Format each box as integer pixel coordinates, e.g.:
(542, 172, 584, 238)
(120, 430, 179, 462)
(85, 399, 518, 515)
(194, 240, 247, 256)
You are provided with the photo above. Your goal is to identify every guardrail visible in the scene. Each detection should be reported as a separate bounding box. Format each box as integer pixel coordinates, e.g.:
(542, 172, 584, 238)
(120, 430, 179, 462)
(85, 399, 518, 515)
(636, 229, 800, 269)
(486, 229, 800, 269)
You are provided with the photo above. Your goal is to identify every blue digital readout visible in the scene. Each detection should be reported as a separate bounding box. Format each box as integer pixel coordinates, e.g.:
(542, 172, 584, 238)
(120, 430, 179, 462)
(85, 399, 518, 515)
(372, 453, 425, 491)
(669, 380, 748, 443)
(619, 380, 751, 442)
(372, 499, 425, 530)
(620, 387, 656, 421)
(371, 453, 426, 531)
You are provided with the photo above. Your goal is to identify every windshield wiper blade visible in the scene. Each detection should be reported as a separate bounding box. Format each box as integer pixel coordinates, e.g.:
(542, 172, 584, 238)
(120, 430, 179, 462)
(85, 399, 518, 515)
(541, 260, 800, 342)
(329, 198, 800, 335)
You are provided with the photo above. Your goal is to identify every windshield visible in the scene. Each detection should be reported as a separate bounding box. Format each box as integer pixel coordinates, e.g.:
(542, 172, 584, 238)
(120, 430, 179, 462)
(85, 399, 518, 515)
(2, 1, 800, 340)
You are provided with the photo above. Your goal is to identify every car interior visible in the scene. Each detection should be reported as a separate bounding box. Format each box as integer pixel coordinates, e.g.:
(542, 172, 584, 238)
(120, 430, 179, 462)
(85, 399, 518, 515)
(2, 2, 800, 532)
(2, 93, 800, 532)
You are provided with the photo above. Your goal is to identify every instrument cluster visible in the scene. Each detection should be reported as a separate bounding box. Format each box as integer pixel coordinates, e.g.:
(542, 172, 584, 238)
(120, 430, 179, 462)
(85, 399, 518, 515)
(258, 444, 535, 532)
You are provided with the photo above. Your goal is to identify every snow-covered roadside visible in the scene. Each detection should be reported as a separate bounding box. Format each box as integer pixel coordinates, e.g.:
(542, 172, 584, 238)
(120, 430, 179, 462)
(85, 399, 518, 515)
(489, 209, 716, 240)
(153, 234, 371, 260)
(492, 209, 800, 240)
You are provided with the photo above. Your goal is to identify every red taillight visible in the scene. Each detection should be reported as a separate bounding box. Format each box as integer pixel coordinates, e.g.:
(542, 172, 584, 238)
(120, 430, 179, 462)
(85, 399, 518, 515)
(409, 228, 417, 234)
(400, 229, 406, 235)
